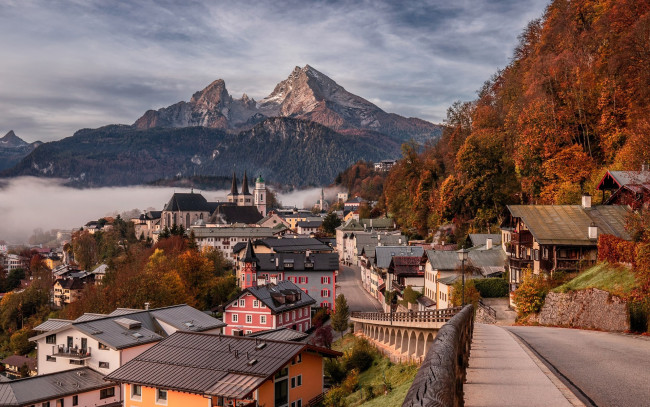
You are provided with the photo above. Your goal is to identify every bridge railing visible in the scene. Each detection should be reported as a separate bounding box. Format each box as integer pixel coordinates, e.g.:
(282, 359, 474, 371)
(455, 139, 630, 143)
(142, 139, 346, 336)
(401, 304, 474, 407)
(351, 307, 462, 324)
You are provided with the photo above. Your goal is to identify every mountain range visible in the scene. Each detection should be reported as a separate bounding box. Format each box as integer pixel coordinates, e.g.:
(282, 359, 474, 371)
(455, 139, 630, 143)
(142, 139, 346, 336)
(1, 65, 442, 187)
(0, 131, 42, 171)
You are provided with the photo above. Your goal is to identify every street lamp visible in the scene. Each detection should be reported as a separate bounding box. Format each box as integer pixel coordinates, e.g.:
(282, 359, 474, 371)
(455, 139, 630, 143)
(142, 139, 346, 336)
(457, 248, 469, 306)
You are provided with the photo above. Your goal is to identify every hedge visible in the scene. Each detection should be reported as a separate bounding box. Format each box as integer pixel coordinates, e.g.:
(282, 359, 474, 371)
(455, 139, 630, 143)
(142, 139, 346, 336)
(474, 277, 509, 298)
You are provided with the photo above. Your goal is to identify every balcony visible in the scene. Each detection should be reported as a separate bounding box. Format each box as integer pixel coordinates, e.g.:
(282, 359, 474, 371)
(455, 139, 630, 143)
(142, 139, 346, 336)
(511, 231, 533, 246)
(53, 345, 92, 359)
(509, 258, 533, 270)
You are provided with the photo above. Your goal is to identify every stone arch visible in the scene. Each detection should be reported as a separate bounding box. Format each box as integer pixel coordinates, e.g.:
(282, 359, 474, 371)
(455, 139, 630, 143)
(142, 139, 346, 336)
(416, 332, 425, 357)
(378, 327, 385, 343)
(389, 328, 396, 347)
(408, 331, 417, 356)
(400, 330, 409, 353)
(425, 332, 435, 350)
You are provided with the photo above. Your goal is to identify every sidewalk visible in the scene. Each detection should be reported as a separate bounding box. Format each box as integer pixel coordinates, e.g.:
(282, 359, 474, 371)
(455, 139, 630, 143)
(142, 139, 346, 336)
(464, 323, 584, 407)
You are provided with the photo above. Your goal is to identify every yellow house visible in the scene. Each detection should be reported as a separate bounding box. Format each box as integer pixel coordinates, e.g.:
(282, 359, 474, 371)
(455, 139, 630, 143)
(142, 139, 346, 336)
(106, 331, 341, 407)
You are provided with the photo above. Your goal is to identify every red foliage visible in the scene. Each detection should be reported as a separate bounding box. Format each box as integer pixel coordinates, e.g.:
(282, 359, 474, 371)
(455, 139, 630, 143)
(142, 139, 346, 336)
(598, 234, 637, 265)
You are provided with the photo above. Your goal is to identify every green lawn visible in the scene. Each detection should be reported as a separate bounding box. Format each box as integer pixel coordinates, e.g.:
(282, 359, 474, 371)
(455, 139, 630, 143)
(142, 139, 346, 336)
(553, 262, 637, 296)
(330, 334, 419, 407)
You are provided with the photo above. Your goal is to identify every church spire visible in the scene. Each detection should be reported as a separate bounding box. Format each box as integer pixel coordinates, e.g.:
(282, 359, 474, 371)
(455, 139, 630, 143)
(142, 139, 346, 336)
(241, 171, 251, 195)
(230, 172, 239, 195)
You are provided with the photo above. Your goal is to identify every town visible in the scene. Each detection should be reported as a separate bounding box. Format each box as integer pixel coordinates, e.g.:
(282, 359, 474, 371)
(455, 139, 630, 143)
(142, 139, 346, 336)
(0, 165, 648, 407)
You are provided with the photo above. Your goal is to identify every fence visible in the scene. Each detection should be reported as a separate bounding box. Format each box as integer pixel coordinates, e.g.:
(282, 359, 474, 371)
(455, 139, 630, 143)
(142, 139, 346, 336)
(401, 304, 474, 407)
(351, 307, 462, 324)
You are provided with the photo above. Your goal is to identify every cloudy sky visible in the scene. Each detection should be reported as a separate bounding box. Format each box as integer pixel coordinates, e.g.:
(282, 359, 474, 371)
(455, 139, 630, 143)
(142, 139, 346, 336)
(0, 0, 549, 143)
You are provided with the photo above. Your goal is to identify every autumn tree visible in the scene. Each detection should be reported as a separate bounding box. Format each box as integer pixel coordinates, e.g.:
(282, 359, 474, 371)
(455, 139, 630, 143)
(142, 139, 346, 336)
(331, 294, 350, 339)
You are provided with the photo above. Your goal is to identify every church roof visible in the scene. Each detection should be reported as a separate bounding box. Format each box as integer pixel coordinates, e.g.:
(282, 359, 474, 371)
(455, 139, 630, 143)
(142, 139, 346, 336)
(210, 205, 264, 225)
(242, 239, 258, 263)
(256, 175, 264, 183)
(241, 171, 252, 196)
(229, 172, 239, 196)
(164, 193, 211, 212)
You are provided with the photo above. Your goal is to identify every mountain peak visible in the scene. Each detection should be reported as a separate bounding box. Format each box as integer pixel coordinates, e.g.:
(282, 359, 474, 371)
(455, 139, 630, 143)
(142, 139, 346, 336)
(0, 130, 28, 148)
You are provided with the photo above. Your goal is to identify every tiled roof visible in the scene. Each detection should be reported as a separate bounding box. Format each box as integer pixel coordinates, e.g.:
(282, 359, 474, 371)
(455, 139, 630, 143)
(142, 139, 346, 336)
(163, 193, 211, 212)
(0, 355, 36, 370)
(360, 217, 395, 229)
(238, 281, 316, 314)
(105, 332, 340, 399)
(507, 205, 631, 245)
(374, 246, 424, 269)
(336, 218, 365, 231)
(0, 368, 114, 406)
(389, 256, 424, 276)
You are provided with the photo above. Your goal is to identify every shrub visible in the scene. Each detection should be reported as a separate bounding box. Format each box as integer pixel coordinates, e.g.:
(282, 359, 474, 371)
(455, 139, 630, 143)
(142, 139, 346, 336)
(324, 358, 347, 385)
(628, 299, 650, 333)
(474, 278, 508, 297)
(512, 272, 549, 318)
(598, 234, 637, 265)
(323, 386, 347, 407)
(310, 325, 333, 349)
(311, 308, 329, 328)
(344, 338, 376, 372)
(341, 368, 359, 394)
(450, 279, 481, 307)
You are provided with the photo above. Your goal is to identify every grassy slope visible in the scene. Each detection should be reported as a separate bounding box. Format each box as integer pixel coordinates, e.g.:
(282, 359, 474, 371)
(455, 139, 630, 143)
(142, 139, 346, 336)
(331, 334, 418, 407)
(553, 262, 637, 296)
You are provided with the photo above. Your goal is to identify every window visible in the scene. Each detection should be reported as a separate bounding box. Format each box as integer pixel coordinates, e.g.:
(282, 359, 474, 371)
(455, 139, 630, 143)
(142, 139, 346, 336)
(156, 388, 168, 405)
(232, 314, 238, 323)
(279, 314, 283, 323)
(292, 311, 296, 320)
(253, 300, 259, 308)
(321, 276, 330, 284)
(232, 300, 238, 307)
(291, 375, 302, 388)
(56, 401, 63, 407)
(72, 395, 78, 406)
(291, 401, 302, 407)
(292, 353, 302, 364)
(534, 249, 540, 261)
(246, 314, 252, 323)
(46, 355, 56, 362)
(321, 289, 330, 297)
(42, 403, 50, 407)
(299, 276, 305, 284)
(298, 308, 302, 317)
(69, 359, 84, 365)
(260, 315, 267, 324)
(99, 361, 109, 369)
(98, 342, 109, 350)
(46, 334, 56, 344)
(239, 299, 246, 307)
(245, 330, 252, 334)
(131, 384, 142, 400)
(100, 387, 115, 399)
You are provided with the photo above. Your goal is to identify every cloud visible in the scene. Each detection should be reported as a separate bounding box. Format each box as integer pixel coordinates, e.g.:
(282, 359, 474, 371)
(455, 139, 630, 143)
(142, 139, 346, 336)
(0, 177, 339, 244)
(0, 0, 549, 142)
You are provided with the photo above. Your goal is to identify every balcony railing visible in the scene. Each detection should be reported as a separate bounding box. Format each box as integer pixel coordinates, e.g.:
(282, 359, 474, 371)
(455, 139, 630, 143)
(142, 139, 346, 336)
(53, 345, 92, 359)
(511, 231, 533, 246)
(509, 258, 533, 270)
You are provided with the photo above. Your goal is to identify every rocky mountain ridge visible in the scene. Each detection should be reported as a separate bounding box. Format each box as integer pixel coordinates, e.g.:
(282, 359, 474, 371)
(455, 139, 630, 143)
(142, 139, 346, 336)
(0, 131, 42, 171)
(134, 65, 441, 142)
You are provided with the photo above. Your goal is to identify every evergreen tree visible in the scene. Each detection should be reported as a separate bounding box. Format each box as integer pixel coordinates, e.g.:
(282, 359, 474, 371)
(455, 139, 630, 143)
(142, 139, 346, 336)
(188, 230, 198, 250)
(159, 227, 171, 239)
(331, 294, 350, 339)
(321, 212, 342, 235)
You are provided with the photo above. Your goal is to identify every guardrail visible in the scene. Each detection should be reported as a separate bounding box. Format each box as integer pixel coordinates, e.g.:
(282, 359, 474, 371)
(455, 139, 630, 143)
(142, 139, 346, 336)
(351, 307, 462, 324)
(478, 299, 497, 320)
(401, 304, 474, 407)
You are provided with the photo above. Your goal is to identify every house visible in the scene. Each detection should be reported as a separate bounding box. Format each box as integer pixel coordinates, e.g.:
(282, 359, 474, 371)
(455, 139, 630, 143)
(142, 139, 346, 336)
(372, 246, 424, 308)
(284, 213, 322, 231)
(0, 355, 37, 379)
(425, 243, 505, 309)
(387, 255, 427, 295)
(596, 167, 650, 209)
(105, 331, 341, 407)
(224, 281, 315, 336)
(0, 367, 120, 407)
(335, 218, 365, 262)
(296, 220, 323, 235)
(502, 197, 630, 291)
(344, 196, 365, 211)
(52, 274, 95, 307)
(1, 254, 27, 272)
(246, 327, 309, 342)
(30, 304, 226, 376)
(190, 226, 275, 260)
(92, 264, 108, 285)
(374, 159, 397, 172)
(236, 240, 338, 309)
(131, 210, 162, 240)
(466, 234, 501, 248)
(257, 212, 291, 229)
(232, 237, 334, 260)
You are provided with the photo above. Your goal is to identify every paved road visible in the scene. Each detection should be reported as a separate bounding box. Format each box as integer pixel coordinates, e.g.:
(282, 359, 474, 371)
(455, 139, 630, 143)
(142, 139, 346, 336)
(336, 263, 383, 312)
(507, 326, 650, 407)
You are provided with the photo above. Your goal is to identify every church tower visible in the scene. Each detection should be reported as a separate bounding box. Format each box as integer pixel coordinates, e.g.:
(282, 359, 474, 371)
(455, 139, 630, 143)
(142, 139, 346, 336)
(239, 171, 253, 206)
(240, 239, 258, 289)
(254, 175, 267, 216)
(227, 172, 239, 204)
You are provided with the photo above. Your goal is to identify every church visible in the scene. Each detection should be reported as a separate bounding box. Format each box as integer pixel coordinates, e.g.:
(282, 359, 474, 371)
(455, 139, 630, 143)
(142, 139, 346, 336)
(227, 171, 267, 216)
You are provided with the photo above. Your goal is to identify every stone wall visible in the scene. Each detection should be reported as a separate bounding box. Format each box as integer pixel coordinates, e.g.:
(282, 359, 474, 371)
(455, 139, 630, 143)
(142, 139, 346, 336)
(536, 288, 629, 332)
(476, 305, 497, 324)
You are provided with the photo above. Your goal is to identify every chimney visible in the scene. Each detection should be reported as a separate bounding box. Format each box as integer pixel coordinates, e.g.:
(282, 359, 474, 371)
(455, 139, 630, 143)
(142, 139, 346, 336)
(486, 238, 493, 250)
(275, 258, 279, 269)
(398, 238, 402, 245)
(144, 302, 150, 310)
(588, 222, 598, 240)
(582, 194, 592, 209)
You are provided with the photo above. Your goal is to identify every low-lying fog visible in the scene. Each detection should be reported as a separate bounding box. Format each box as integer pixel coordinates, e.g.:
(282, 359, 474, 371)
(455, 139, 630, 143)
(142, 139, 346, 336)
(0, 177, 342, 244)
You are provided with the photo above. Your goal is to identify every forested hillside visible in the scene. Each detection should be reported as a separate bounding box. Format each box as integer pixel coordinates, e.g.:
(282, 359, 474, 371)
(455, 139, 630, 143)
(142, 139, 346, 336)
(383, 0, 650, 236)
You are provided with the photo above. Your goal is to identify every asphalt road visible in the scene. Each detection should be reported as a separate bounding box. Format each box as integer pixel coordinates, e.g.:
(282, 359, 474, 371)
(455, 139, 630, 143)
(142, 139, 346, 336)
(507, 326, 650, 407)
(336, 263, 383, 313)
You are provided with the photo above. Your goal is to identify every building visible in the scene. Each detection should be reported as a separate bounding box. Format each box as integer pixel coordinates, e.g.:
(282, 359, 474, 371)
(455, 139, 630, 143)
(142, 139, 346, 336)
(53, 274, 95, 307)
(387, 255, 427, 295)
(131, 210, 162, 240)
(232, 237, 334, 258)
(236, 240, 338, 309)
(106, 331, 341, 407)
(160, 192, 217, 230)
(224, 281, 315, 335)
(284, 212, 321, 231)
(257, 212, 291, 229)
(502, 197, 630, 291)
(296, 220, 323, 236)
(0, 368, 120, 407)
(374, 159, 397, 172)
(0, 355, 37, 379)
(30, 304, 226, 376)
(596, 168, 650, 210)
(374, 246, 425, 298)
(344, 196, 365, 212)
(191, 226, 275, 260)
(315, 188, 329, 212)
(1, 254, 27, 272)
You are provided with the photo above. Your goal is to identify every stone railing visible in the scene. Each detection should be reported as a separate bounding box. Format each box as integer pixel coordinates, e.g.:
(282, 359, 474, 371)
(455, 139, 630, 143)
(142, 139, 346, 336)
(351, 307, 462, 324)
(401, 304, 474, 407)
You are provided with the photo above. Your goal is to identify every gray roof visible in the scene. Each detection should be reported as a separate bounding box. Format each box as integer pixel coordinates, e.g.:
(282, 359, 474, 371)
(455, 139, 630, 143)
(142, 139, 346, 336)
(607, 170, 650, 187)
(191, 226, 274, 239)
(0, 368, 114, 406)
(360, 217, 396, 229)
(74, 313, 108, 322)
(236, 281, 316, 314)
(105, 332, 340, 399)
(355, 232, 406, 252)
(374, 246, 424, 269)
(31, 305, 225, 350)
(296, 220, 322, 228)
(255, 252, 339, 272)
(507, 205, 631, 246)
(336, 218, 365, 231)
(233, 237, 333, 255)
(426, 246, 506, 272)
(33, 318, 72, 332)
(468, 234, 501, 247)
(246, 328, 309, 342)
(163, 193, 211, 212)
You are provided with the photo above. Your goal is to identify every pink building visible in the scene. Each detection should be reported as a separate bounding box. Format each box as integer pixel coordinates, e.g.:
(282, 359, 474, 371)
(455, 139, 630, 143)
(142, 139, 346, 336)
(224, 281, 316, 336)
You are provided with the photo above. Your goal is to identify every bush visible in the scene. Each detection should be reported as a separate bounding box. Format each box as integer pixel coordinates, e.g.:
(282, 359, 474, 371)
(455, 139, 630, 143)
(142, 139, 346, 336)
(310, 325, 333, 349)
(323, 386, 347, 407)
(341, 368, 359, 394)
(512, 272, 549, 318)
(450, 279, 481, 307)
(598, 234, 637, 265)
(629, 299, 650, 333)
(311, 308, 329, 328)
(324, 358, 347, 385)
(474, 278, 509, 297)
(344, 338, 376, 373)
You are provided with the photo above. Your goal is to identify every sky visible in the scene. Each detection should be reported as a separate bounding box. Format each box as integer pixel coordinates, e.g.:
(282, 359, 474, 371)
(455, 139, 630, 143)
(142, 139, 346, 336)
(0, 0, 549, 143)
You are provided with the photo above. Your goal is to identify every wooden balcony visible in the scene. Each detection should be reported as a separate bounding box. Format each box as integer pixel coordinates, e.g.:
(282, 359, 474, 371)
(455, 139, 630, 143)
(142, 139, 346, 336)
(511, 231, 533, 246)
(509, 258, 533, 270)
